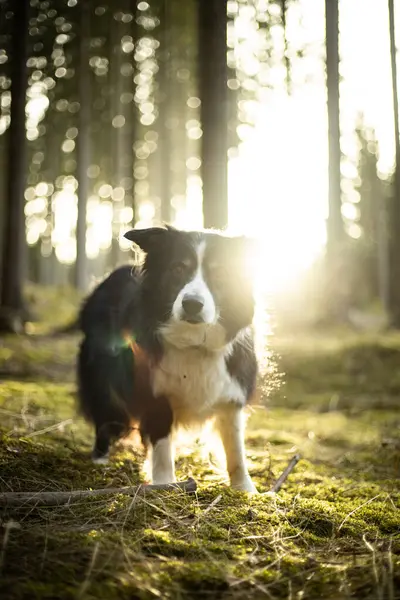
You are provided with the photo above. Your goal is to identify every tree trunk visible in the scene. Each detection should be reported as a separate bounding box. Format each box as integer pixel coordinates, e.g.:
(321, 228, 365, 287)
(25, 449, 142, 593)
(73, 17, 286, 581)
(324, 0, 347, 321)
(108, 2, 137, 266)
(0, 0, 29, 333)
(158, 0, 172, 224)
(198, 0, 228, 230)
(388, 0, 400, 326)
(109, 11, 123, 268)
(325, 0, 343, 257)
(75, 1, 91, 291)
(377, 178, 389, 313)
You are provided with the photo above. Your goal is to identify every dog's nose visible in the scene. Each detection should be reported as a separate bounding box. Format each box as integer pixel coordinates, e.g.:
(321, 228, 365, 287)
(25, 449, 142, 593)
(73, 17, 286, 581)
(182, 295, 204, 317)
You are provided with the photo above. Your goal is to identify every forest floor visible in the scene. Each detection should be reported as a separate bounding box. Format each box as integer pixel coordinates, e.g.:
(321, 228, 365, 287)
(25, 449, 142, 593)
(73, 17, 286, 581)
(0, 293, 399, 599)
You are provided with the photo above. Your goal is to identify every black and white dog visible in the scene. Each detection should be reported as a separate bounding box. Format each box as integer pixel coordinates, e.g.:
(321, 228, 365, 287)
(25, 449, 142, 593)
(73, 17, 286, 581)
(77, 226, 258, 492)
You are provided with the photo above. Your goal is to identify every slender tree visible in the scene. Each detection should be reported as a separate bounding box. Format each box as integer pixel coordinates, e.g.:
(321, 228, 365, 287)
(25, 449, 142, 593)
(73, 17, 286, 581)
(108, 4, 137, 267)
(198, 0, 228, 230)
(354, 122, 386, 307)
(0, 0, 30, 333)
(109, 10, 125, 267)
(158, 0, 172, 224)
(325, 0, 344, 260)
(75, 0, 91, 291)
(388, 0, 400, 326)
(322, 0, 350, 322)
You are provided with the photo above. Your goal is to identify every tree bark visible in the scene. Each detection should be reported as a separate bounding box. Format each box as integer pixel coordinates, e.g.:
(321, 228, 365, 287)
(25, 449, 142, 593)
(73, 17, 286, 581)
(109, 11, 123, 268)
(75, 1, 91, 291)
(388, 0, 400, 326)
(158, 0, 172, 224)
(198, 0, 228, 230)
(0, 0, 30, 333)
(325, 0, 344, 259)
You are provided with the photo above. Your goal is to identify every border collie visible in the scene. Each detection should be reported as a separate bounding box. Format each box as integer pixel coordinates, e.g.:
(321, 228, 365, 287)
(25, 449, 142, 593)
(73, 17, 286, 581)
(77, 226, 258, 493)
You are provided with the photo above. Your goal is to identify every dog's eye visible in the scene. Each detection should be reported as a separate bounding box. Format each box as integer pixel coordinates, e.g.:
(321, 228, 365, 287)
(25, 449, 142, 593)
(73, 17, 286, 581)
(171, 262, 187, 277)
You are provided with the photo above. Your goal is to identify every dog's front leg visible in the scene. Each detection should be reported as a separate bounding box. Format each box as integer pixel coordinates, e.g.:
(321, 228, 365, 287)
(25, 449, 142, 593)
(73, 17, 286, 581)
(141, 396, 175, 484)
(215, 406, 257, 493)
(151, 436, 176, 484)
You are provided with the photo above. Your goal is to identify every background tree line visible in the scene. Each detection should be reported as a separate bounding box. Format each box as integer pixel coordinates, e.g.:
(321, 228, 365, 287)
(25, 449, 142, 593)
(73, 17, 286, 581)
(0, 0, 399, 333)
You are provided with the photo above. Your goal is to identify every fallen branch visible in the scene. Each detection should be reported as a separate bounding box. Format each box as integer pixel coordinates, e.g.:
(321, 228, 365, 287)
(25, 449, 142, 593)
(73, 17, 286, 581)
(270, 453, 301, 493)
(0, 478, 197, 507)
(0, 453, 300, 507)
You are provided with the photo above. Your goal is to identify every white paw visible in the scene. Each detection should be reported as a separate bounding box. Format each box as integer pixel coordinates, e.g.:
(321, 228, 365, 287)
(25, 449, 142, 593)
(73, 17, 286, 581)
(92, 455, 109, 465)
(231, 476, 258, 494)
(152, 474, 177, 485)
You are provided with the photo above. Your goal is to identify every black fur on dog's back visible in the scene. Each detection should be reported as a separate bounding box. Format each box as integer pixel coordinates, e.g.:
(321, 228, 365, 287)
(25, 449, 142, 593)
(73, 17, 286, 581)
(79, 265, 139, 342)
(77, 266, 141, 456)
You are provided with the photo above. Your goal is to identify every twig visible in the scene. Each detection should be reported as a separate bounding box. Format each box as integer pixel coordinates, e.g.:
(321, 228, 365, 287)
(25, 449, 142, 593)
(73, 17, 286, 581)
(202, 493, 222, 516)
(0, 478, 197, 507)
(192, 493, 222, 527)
(78, 541, 99, 599)
(270, 453, 301, 493)
(0, 521, 20, 573)
(24, 418, 73, 438)
(338, 494, 381, 531)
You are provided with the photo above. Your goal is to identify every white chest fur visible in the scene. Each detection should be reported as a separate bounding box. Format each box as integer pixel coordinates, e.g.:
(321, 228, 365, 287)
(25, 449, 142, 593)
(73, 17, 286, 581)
(151, 345, 246, 427)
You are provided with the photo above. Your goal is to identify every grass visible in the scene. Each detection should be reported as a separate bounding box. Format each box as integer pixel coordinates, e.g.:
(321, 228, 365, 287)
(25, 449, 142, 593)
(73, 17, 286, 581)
(0, 316, 399, 598)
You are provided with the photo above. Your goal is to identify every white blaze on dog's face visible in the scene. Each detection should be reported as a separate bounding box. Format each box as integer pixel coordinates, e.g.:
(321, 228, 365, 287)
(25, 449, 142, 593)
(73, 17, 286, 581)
(161, 240, 227, 350)
(124, 227, 256, 351)
(171, 241, 216, 324)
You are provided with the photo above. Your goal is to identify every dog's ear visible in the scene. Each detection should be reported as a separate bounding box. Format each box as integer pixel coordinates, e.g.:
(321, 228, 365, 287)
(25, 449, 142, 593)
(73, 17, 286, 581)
(237, 235, 259, 254)
(227, 235, 260, 263)
(124, 226, 169, 253)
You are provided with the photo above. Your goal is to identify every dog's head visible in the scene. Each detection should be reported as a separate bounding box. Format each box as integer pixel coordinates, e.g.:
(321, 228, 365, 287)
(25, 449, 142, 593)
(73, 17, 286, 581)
(124, 226, 256, 351)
